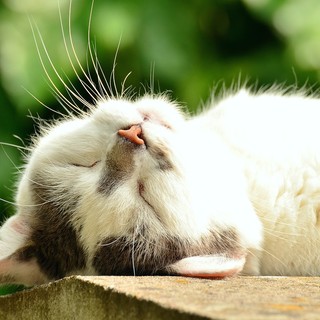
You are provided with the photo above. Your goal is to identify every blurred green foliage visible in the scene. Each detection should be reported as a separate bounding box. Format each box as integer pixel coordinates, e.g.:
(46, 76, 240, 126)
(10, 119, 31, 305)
(1, 0, 320, 226)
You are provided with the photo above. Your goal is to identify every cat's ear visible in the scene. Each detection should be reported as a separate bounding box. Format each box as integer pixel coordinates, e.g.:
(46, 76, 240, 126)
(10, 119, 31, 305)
(0, 215, 48, 286)
(167, 254, 246, 279)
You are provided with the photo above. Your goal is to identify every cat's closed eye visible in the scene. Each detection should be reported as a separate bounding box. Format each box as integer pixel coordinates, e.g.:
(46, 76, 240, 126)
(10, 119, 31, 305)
(70, 160, 101, 168)
(141, 112, 172, 129)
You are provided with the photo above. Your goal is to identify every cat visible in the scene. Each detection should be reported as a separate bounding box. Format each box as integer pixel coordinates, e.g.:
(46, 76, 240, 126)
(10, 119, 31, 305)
(2, 84, 320, 286)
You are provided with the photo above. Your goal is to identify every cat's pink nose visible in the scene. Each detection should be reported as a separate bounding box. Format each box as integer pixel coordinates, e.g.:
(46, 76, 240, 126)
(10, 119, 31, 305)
(118, 125, 145, 145)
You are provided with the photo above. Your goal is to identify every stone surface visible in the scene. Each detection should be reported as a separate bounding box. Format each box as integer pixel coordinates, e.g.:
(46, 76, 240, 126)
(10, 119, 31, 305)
(0, 276, 320, 319)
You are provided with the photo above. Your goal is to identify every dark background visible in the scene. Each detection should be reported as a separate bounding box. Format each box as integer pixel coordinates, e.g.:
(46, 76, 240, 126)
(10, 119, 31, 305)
(1, 0, 320, 221)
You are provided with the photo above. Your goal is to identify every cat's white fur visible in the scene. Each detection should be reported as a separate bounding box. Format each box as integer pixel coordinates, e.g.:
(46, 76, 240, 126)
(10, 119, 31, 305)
(214, 89, 320, 275)
(1, 88, 320, 285)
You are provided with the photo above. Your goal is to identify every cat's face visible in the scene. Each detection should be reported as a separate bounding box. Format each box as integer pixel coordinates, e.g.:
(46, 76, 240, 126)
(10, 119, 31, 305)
(21, 95, 189, 241)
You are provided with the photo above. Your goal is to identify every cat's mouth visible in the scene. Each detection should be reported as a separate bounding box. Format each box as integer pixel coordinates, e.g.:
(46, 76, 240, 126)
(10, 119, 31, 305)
(116, 125, 174, 216)
(117, 124, 173, 171)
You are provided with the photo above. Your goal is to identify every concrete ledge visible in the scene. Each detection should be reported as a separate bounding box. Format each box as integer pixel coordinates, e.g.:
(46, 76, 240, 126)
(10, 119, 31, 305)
(0, 276, 320, 319)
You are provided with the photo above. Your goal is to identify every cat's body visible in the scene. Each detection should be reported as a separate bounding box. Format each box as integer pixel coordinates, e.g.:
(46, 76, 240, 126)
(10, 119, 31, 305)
(209, 90, 320, 276)
(1, 87, 320, 285)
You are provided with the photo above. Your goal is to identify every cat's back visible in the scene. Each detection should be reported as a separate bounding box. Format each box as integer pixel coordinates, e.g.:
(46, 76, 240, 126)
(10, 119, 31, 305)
(207, 89, 320, 161)
(203, 89, 320, 275)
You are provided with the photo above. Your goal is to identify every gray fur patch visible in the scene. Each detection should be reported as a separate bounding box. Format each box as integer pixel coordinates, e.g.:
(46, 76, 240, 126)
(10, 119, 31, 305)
(148, 144, 173, 171)
(15, 177, 86, 280)
(98, 139, 174, 196)
(98, 140, 137, 195)
(92, 227, 241, 276)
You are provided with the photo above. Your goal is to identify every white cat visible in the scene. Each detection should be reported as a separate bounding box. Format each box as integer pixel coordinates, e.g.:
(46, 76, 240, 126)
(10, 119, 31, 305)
(1, 85, 320, 286)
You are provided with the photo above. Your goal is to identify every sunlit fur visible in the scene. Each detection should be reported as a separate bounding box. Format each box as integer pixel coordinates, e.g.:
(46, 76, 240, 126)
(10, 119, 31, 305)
(1, 2, 320, 286)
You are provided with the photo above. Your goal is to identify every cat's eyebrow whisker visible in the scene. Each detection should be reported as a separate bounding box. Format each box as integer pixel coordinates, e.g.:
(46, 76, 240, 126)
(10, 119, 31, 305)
(60, 0, 103, 106)
(149, 62, 155, 96)
(125, 87, 136, 101)
(121, 72, 132, 98)
(90, 45, 112, 98)
(61, 71, 95, 113)
(66, 0, 116, 105)
(54, 93, 79, 117)
(23, 87, 71, 118)
(47, 75, 85, 116)
(139, 62, 158, 97)
(86, 28, 111, 99)
(84, 3, 124, 100)
(30, 19, 92, 113)
(109, 38, 122, 99)
(29, 19, 77, 114)
(85, 0, 110, 99)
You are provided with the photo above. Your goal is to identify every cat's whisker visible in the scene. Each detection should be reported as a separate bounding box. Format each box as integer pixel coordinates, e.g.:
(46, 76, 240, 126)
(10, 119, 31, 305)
(30, 19, 92, 113)
(61, 71, 95, 113)
(0, 142, 30, 153)
(258, 215, 302, 228)
(121, 72, 132, 98)
(83, 48, 102, 99)
(0, 147, 25, 176)
(29, 20, 78, 115)
(0, 198, 19, 208)
(259, 247, 288, 269)
(0, 196, 51, 208)
(16, 201, 52, 208)
(121, 85, 136, 102)
(263, 229, 300, 243)
(139, 62, 158, 97)
(62, 0, 102, 106)
(131, 227, 137, 276)
(54, 92, 79, 117)
(258, 214, 313, 234)
(108, 38, 123, 99)
(85, 1, 114, 99)
(92, 47, 113, 98)
(19, 172, 57, 189)
(24, 87, 72, 118)
(149, 62, 155, 96)
(86, 40, 111, 99)
(12, 135, 27, 148)
(100, 237, 122, 247)
(264, 227, 304, 238)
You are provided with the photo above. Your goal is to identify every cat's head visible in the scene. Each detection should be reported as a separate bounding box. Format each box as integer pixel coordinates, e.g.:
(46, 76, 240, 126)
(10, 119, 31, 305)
(0, 94, 260, 285)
